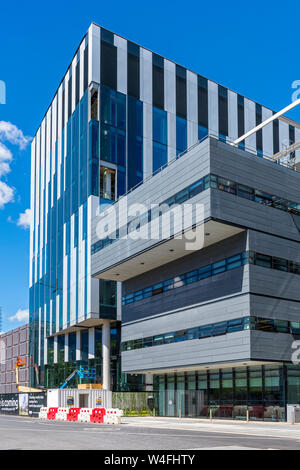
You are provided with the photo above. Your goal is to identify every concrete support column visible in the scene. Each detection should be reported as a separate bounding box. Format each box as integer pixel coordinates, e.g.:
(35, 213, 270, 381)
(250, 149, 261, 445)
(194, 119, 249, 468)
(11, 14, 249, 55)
(88, 327, 95, 359)
(102, 320, 111, 391)
(54, 336, 58, 364)
(64, 334, 69, 362)
(76, 331, 81, 361)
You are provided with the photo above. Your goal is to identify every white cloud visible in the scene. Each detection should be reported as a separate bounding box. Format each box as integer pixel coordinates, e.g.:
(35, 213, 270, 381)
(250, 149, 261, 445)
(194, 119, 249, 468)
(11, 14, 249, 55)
(0, 121, 31, 209)
(0, 121, 31, 150)
(17, 208, 32, 229)
(8, 308, 29, 323)
(0, 142, 12, 178)
(0, 180, 14, 208)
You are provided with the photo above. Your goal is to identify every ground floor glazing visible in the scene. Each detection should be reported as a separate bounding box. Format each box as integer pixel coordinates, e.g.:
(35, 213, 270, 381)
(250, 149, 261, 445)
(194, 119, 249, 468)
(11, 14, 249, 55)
(153, 364, 300, 421)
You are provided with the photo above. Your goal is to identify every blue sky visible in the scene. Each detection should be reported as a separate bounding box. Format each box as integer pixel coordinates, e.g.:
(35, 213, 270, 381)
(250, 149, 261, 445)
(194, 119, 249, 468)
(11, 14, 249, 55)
(0, 0, 300, 332)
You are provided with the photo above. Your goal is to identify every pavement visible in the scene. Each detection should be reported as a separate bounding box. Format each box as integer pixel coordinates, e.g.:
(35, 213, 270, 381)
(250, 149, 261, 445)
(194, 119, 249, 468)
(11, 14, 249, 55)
(0, 414, 300, 450)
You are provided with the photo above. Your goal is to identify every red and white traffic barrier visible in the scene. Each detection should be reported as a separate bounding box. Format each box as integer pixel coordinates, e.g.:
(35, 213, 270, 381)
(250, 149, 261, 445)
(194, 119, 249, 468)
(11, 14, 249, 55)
(39, 406, 123, 424)
(38, 407, 48, 420)
(78, 408, 93, 423)
(104, 408, 123, 424)
(55, 407, 69, 422)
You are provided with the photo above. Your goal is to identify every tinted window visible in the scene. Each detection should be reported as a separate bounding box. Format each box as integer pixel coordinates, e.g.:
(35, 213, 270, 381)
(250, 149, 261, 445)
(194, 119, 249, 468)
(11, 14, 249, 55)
(101, 41, 117, 90)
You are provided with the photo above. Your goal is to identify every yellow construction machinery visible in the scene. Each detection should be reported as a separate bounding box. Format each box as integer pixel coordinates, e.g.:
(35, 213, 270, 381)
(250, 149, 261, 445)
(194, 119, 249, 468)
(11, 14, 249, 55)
(14, 356, 44, 393)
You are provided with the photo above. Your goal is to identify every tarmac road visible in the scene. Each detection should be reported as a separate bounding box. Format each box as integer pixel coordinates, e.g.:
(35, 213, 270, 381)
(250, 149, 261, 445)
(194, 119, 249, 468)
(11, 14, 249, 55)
(0, 415, 300, 450)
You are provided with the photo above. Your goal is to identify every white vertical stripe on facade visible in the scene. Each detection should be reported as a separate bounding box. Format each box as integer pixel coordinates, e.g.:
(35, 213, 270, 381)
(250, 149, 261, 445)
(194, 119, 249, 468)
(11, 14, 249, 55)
(64, 334, 69, 362)
(228, 90, 238, 142)
(54, 336, 58, 363)
(165, 55, 176, 161)
(143, 102, 153, 179)
(49, 299, 53, 336)
(164, 59, 176, 114)
(167, 112, 176, 162)
(64, 70, 69, 140)
(63, 225, 68, 328)
(208, 80, 218, 136)
(35, 129, 40, 282)
(71, 56, 76, 114)
(79, 40, 85, 100)
(140, 48, 152, 104)
(78, 204, 83, 321)
(56, 297, 60, 335)
(295, 127, 300, 163)
(52, 96, 57, 147)
(39, 124, 45, 275)
(87, 198, 92, 315)
(57, 87, 62, 200)
(90, 197, 100, 315)
(88, 327, 95, 359)
(244, 98, 256, 152)
(187, 70, 198, 148)
(29, 138, 36, 288)
(76, 331, 81, 360)
(279, 120, 290, 151)
(279, 120, 290, 165)
(117, 282, 122, 321)
(51, 104, 56, 212)
(88, 23, 100, 85)
(114, 35, 127, 94)
(44, 337, 48, 365)
(38, 307, 41, 366)
(262, 107, 273, 157)
(70, 213, 76, 325)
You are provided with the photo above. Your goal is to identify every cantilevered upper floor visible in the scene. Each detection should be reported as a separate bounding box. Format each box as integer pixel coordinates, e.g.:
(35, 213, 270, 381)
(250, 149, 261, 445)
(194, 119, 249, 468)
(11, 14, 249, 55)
(91, 135, 300, 282)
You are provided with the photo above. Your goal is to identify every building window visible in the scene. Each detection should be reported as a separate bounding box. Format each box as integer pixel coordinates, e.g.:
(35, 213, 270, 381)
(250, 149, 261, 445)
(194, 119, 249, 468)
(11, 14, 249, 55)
(81, 331, 88, 363)
(100, 166, 116, 201)
(256, 103, 263, 156)
(101, 40, 117, 90)
(127, 42, 140, 99)
(176, 116, 187, 155)
(273, 117, 279, 154)
(218, 85, 228, 140)
(152, 53, 164, 109)
(100, 279, 117, 319)
(237, 94, 245, 149)
(128, 96, 143, 190)
(176, 65, 187, 119)
(91, 89, 98, 121)
(68, 333, 76, 362)
(153, 107, 167, 172)
(198, 76, 208, 139)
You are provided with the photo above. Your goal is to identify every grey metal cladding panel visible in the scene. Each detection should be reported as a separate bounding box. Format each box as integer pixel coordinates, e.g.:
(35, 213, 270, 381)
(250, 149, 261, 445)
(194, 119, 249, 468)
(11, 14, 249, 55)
(250, 294, 300, 323)
(210, 139, 300, 202)
(121, 331, 251, 372)
(91, 138, 210, 238)
(248, 230, 300, 261)
(91, 191, 211, 274)
(122, 295, 250, 342)
(124, 231, 247, 294)
(249, 265, 300, 302)
(91, 189, 211, 247)
(250, 331, 295, 362)
(211, 190, 300, 242)
(122, 232, 249, 325)
(123, 267, 249, 325)
(91, 139, 212, 270)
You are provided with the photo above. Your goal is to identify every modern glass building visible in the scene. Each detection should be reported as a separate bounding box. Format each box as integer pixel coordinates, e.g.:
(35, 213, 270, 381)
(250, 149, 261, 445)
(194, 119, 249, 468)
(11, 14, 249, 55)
(30, 23, 300, 415)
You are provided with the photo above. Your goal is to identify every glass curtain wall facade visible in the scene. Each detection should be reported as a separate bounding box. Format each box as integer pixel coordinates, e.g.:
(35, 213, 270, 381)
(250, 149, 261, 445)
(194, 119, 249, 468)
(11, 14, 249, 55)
(29, 22, 300, 393)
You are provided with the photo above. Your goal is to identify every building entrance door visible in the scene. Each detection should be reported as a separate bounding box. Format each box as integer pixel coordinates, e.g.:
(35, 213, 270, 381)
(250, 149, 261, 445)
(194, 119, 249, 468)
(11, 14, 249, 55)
(79, 393, 89, 408)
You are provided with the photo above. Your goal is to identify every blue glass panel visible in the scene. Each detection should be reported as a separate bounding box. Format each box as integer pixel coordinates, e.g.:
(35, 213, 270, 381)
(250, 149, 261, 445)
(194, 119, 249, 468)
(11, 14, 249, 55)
(176, 116, 187, 154)
(153, 107, 167, 145)
(153, 141, 167, 173)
